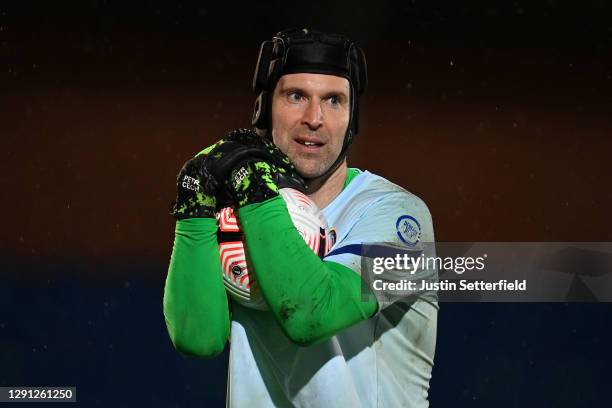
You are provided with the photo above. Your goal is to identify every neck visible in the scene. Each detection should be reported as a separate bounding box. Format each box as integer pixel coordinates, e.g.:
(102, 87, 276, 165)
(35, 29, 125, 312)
(305, 161, 348, 209)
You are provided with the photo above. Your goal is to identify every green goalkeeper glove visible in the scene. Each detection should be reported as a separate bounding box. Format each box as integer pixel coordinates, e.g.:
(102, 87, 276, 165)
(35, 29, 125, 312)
(207, 129, 305, 207)
(170, 129, 304, 218)
(170, 153, 218, 219)
(227, 160, 302, 207)
(170, 130, 260, 219)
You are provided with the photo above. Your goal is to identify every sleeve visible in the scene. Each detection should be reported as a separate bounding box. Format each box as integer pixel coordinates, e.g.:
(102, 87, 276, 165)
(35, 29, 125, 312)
(163, 217, 231, 357)
(238, 196, 379, 346)
(323, 191, 437, 312)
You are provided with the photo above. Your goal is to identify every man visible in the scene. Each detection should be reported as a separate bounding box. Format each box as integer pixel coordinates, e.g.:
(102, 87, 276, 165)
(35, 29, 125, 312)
(164, 28, 438, 407)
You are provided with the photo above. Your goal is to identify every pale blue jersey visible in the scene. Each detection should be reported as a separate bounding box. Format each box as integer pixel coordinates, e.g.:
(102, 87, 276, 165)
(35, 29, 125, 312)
(228, 169, 438, 407)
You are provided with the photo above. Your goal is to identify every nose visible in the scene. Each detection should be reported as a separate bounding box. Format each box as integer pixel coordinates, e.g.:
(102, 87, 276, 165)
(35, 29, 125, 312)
(301, 99, 323, 130)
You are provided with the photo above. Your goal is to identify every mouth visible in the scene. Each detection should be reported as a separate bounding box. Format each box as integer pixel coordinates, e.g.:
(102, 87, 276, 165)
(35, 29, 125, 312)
(294, 137, 325, 149)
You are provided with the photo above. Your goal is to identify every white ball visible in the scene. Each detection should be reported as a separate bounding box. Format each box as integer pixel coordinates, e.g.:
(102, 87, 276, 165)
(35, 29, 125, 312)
(217, 188, 334, 310)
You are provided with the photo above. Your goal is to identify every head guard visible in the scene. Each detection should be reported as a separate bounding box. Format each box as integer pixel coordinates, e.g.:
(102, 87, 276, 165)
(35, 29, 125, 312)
(251, 28, 368, 180)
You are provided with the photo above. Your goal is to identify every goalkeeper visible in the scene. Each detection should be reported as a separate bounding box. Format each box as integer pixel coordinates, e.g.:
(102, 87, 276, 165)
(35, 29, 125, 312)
(164, 28, 438, 407)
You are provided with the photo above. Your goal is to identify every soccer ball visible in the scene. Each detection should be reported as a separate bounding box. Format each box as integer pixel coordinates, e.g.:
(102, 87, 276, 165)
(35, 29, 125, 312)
(217, 188, 334, 310)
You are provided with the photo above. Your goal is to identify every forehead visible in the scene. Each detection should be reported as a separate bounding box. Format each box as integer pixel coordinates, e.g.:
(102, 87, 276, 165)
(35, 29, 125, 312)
(276, 73, 350, 94)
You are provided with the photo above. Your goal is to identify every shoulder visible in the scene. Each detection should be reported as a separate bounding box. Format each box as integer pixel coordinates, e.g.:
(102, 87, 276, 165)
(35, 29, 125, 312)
(349, 170, 432, 218)
(363, 172, 434, 240)
(328, 170, 434, 245)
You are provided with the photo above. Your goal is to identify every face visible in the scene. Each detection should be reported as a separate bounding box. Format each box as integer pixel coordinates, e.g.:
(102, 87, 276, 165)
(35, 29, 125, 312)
(271, 73, 350, 179)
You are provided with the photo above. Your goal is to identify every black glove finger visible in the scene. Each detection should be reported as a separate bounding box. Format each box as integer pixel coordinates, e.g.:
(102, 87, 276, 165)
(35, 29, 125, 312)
(223, 128, 297, 174)
(224, 128, 266, 146)
(209, 145, 286, 184)
(274, 168, 307, 192)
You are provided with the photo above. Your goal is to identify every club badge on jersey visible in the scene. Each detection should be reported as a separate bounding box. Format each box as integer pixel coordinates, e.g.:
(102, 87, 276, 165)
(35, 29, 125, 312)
(217, 188, 335, 310)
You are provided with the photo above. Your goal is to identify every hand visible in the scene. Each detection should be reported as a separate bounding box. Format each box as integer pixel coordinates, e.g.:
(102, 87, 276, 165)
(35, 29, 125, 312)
(170, 153, 219, 220)
(204, 129, 305, 207)
(226, 159, 305, 207)
(205, 128, 296, 186)
(170, 129, 305, 218)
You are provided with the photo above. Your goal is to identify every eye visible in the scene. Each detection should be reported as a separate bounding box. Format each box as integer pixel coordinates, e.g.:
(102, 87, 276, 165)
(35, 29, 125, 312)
(329, 95, 339, 105)
(287, 91, 303, 102)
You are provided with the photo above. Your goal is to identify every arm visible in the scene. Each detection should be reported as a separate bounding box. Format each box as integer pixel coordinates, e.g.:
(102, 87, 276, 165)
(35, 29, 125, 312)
(324, 191, 438, 311)
(162, 144, 239, 358)
(189, 128, 377, 345)
(239, 196, 378, 346)
(162, 129, 311, 354)
(163, 217, 230, 357)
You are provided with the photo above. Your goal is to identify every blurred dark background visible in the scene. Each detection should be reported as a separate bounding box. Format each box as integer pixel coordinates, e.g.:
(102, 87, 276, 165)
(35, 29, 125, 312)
(1, 1, 611, 406)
